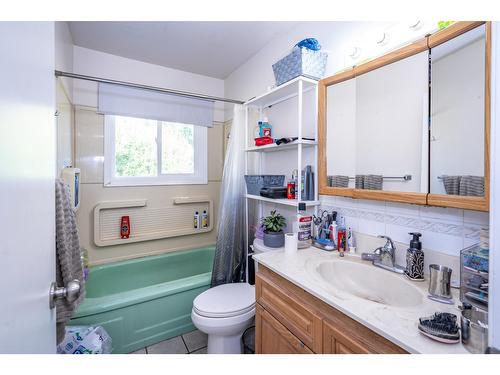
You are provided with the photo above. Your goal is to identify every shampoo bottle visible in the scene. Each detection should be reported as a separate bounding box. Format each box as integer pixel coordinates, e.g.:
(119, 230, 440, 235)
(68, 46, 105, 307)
(201, 210, 209, 229)
(405, 232, 424, 281)
(304, 165, 314, 201)
(194, 211, 200, 229)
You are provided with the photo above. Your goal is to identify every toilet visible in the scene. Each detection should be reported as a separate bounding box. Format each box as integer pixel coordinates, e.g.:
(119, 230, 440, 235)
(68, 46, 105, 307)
(191, 283, 255, 354)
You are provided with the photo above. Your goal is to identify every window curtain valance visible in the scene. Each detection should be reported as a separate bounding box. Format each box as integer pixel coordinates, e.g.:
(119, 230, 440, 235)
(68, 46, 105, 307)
(98, 83, 214, 127)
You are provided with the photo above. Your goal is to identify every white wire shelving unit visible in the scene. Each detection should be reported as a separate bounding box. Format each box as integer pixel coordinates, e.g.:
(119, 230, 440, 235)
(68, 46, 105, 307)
(243, 76, 320, 262)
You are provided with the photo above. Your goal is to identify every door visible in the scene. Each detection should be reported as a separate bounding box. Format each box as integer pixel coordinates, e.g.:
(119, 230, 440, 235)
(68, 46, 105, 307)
(323, 319, 370, 354)
(0, 22, 56, 353)
(256, 304, 313, 354)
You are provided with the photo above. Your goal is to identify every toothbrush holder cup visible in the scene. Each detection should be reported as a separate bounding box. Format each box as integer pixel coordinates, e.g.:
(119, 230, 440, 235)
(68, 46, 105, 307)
(428, 264, 453, 300)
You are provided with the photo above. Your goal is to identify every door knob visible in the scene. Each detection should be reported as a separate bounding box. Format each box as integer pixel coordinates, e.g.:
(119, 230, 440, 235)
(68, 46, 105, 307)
(49, 279, 81, 309)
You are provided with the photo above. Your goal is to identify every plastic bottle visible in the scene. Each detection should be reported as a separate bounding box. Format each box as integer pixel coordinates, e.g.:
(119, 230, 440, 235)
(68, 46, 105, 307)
(304, 165, 314, 201)
(347, 226, 356, 253)
(201, 210, 209, 229)
(294, 203, 312, 249)
(337, 216, 347, 253)
(194, 211, 200, 229)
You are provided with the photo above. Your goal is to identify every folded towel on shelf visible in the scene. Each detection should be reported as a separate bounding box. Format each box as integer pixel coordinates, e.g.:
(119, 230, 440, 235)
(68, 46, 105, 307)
(55, 179, 85, 344)
(355, 175, 364, 189)
(364, 175, 383, 190)
(441, 175, 461, 195)
(330, 175, 349, 188)
(459, 175, 484, 197)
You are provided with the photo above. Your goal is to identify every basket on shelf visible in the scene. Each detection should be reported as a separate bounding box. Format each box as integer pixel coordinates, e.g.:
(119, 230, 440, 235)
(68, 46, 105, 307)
(244, 175, 285, 196)
(272, 47, 328, 86)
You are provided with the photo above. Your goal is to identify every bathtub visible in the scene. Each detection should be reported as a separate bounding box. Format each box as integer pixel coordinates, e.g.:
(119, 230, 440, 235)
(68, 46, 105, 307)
(70, 246, 215, 354)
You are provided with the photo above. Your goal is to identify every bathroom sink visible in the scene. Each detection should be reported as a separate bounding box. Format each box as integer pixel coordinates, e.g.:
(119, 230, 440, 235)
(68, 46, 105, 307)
(314, 259, 424, 308)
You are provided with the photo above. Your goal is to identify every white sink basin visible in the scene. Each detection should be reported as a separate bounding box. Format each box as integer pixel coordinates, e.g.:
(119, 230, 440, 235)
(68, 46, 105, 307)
(314, 259, 424, 308)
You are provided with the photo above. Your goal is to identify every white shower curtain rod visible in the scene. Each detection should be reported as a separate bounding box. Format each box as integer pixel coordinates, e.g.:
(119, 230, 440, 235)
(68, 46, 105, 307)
(54, 70, 246, 105)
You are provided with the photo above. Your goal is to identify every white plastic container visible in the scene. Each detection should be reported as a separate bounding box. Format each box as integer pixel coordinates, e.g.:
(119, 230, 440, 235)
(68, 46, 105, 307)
(194, 211, 200, 229)
(201, 210, 209, 229)
(294, 203, 312, 249)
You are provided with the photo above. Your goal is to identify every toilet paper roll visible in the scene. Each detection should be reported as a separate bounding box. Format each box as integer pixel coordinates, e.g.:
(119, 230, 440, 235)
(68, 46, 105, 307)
(285, 232, 298, 255)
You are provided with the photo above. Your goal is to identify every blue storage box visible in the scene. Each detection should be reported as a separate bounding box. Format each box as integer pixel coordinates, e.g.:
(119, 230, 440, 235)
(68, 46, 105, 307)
(272, 47, 328, 86)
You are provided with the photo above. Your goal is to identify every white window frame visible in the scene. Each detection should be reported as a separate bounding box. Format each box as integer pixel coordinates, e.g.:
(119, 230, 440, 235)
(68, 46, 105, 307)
(104, 115, 208, 186)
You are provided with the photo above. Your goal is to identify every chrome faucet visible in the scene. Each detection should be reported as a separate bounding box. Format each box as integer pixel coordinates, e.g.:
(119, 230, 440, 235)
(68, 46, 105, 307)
(362, 235, 406, 274)
(375, 235, 396, 268)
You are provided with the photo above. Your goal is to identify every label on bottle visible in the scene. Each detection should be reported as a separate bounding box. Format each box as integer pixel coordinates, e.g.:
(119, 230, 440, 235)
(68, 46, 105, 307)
(297, 216, 312, 241)
(287, 182, 296, 199)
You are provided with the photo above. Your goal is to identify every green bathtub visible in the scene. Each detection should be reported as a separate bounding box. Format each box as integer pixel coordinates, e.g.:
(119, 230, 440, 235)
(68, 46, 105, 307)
(70, 246, 215, 353)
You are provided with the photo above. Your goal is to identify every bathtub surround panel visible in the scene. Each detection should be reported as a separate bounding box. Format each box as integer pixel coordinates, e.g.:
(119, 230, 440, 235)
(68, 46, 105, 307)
(93, 198, 213, 247)
(74, 107, 224, 265)
(71, 246, 215, 354)
(56, 81, 74, 172)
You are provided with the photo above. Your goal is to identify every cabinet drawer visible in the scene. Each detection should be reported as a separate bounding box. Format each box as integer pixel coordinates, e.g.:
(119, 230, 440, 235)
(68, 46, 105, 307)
(256, 273, 323, 353)
(256, 304, 313, 354)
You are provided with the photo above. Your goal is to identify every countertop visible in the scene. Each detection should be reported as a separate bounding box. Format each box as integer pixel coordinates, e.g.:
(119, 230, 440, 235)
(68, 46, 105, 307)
(253, 247, 469, 354)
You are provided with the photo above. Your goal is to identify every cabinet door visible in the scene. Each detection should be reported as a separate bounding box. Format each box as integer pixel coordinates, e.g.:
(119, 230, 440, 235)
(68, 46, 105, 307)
(323, 319, 371, 354)
(256, 273, 323, 352)
(256, 304, 313, 354)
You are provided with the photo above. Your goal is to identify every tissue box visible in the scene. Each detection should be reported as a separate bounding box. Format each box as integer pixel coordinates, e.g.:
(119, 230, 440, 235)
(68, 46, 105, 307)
(272, 47, 328, 86)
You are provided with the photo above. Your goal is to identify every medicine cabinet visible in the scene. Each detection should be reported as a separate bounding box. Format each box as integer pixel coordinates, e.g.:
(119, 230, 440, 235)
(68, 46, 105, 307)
(319, 22, 490, 211)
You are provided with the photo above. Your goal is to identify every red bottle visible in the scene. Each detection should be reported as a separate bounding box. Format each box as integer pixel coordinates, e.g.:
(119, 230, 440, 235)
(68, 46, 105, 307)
(121, 216, 130, 239)
(287, 181, 296, 199)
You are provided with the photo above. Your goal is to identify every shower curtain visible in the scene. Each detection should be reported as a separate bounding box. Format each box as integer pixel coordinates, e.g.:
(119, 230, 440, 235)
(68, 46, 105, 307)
(211, 104, 246, 286)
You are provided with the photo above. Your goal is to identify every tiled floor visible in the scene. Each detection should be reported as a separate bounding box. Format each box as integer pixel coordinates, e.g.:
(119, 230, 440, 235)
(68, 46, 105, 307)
(130, 329, 208, 354)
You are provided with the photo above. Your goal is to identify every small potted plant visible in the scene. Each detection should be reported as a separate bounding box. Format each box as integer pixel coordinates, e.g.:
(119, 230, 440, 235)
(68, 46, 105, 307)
(261, 210, 286, 248)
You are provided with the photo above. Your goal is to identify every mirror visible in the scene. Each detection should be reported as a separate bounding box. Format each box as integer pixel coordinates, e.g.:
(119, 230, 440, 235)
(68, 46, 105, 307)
(429, 25, 486, 198)
(320, 22, 490, 210)
(326, 50, 429, 194)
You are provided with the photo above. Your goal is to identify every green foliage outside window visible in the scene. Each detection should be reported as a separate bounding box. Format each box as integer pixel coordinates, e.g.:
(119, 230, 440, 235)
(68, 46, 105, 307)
(438, 21, 455, 30)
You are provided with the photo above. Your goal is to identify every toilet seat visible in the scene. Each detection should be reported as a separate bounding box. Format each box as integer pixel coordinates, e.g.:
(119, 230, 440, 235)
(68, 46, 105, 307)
(193, 283, 255, 318)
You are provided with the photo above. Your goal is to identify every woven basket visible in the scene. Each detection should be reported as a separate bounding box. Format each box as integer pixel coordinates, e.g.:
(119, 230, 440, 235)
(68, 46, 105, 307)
(272, 47, 328, 86)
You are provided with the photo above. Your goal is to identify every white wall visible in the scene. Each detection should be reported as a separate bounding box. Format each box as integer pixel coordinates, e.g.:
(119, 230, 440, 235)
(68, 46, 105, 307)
(55, 21, 74, 101)
(56, 81, 73, 172)
(55, 22, 75, 173)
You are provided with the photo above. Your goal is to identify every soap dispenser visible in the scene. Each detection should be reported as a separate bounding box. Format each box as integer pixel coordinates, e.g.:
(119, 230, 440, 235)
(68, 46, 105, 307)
(405, 232, 424, 281)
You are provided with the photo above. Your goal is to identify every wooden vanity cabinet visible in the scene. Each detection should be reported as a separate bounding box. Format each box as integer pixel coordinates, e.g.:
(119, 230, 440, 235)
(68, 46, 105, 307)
(255, 265, 407, 354)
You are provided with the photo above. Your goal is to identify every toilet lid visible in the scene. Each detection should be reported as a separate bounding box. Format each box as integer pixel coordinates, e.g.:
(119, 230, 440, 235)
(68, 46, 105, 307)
(193, 283, 255, 318)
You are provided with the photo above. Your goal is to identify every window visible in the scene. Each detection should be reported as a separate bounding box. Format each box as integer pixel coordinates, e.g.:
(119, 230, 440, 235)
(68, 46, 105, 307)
(104, 115, 207, 186)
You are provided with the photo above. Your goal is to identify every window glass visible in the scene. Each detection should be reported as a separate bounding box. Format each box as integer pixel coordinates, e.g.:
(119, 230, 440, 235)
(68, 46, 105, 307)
(161, 122, 194, 174)
(114, 116, 157, 177)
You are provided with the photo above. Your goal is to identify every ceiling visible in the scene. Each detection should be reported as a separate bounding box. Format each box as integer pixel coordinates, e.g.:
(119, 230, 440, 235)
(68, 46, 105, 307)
(68, 21, 300, 79)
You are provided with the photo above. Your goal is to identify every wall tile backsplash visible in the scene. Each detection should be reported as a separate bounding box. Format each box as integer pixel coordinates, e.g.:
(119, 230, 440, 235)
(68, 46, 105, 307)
(319, 195, 489, 258)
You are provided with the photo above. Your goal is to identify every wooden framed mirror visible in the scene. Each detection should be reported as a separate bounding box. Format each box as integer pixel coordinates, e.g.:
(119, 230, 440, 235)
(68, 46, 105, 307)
(426, 22, 490, 211)
(318, 21, 490, 211)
